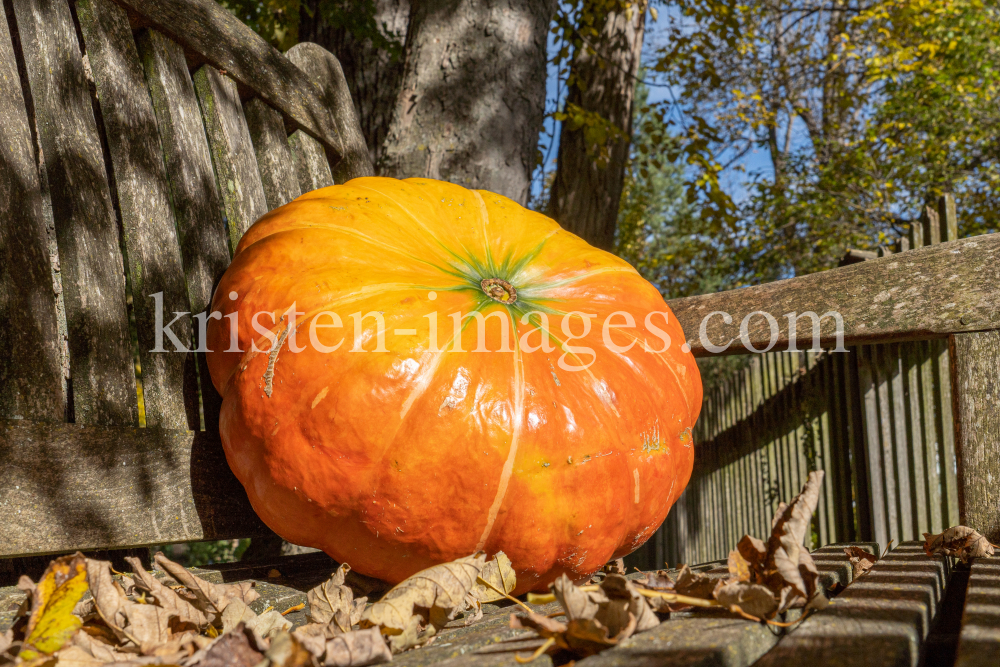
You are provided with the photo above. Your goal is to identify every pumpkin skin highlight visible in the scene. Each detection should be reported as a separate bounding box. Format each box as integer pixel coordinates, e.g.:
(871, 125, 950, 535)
(206, 177, 702, 593)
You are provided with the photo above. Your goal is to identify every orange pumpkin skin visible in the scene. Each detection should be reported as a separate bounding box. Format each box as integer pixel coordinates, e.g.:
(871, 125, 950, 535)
(206, 177, 702, 593)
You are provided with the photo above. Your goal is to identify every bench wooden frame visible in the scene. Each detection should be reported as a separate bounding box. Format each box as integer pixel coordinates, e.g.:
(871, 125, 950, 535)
(0, 0, 998, 663)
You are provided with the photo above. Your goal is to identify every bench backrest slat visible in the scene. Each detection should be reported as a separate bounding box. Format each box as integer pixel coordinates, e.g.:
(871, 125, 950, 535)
(77, 0, 197, 430)
(246, 97, 303, 210)
(116, 0, 344, 160)
(13, 0, 138, 427)
(193, 64, 269, 252)
(286, 42, 372, 183)
(289, 130, 336, 193)
(0, 9, 65, 423)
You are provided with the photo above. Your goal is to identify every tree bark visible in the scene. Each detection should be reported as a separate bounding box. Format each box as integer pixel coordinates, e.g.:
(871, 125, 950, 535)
(379, 0, 557, 205)
(549, 2, 645, 250)
(299, 0, 410, 168)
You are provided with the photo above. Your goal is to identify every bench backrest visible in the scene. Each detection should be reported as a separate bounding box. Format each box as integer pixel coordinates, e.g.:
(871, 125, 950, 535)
(0, 0, 371, 559)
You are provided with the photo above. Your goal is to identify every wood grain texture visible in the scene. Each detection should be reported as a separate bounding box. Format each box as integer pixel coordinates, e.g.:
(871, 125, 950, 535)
(193, 64, 268, 252)
(754, 542, 950, 667)
(285, 42, 372, 183)
(950, 329, 1000, 543)
(0, 7, 64, 422)
(288, 130, 334, 193)
(0, 418, 270, 556)
(76, 0, 196, 430)
(668, 233, 1000, 356)
(10, 0, 137, 427)
(955, 560, 1000, 667)
(136, 29, 232, 431)
(112, 0, 344, 159)
(245, 97, 300, 209)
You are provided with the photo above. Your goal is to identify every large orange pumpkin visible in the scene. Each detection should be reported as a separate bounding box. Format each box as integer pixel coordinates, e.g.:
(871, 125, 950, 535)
(206, 177, 702, 593)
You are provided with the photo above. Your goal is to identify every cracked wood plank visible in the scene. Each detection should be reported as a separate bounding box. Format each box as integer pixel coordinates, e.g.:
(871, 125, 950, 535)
(10, 0, 137, 427)
(76, 0, 196, 429)
(193, 64, 268, 252)
(668, 234, 1000, 357)
(112, 0, 344, 159)
(285, 42, 373, 184)
(0, 6, 64, 421)
(245, 96, 301, 209)
(136, 28, 232, 431)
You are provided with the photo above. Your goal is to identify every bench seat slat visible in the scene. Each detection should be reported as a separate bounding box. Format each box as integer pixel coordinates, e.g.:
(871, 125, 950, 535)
(76, 0, 196, 430)
(955, 560, 1000, 667)
(0, 8, 65, 422)
(10, 0, 138, 427)
(193, 65, 268, 252)
(245, 97, 301, 210)
(0, 418, 270, 557)
(753, 542, 950, 667)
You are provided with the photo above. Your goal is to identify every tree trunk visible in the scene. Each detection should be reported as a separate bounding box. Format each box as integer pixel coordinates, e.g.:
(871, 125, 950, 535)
(549, 2, 646, 250)
(379, 0, 557, 206)
(298, 0, 410, 169)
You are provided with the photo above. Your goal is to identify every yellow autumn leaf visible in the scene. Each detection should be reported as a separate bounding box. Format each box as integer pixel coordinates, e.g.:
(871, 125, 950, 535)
(19, 553, 88, 662)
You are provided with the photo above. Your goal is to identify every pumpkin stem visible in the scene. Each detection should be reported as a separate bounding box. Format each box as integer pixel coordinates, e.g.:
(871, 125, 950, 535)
(481, 278, 517, 304)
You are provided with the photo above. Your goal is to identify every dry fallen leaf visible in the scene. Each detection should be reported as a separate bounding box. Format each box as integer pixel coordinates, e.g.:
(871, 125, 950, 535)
(766, 470, 825, 610)
(470, 552, 516, 603)
(672, 565, 717, 600)
(125, 556, 210, 630)
(510, 572, 659, 661)
(323, 628, 391, 667)
(247, 610, 293, 641)
(843, 546, 878, 580)
(923, 526, 996, 563)
(307, 564, 366, 632)
(17, 553, 89, 662)
(713, 581, 778, 620)
(222, 598, 259, 634)
(153, 552, 259, 615)
(189, 625, 265, 667)
(361, 552, 486, 653)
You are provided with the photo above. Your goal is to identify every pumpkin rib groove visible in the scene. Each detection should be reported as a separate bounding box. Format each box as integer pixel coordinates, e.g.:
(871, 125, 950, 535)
(475, 326, 525, 552)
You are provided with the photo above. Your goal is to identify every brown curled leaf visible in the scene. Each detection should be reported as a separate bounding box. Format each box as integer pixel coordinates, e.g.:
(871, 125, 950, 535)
(843, 546, 878, 580)
(360, 552, 486, 633)
(323, 627, 391, 667)
(923, 526, 996, 563)
(713, 581, 778, 620)
(307, 564, 356, 627)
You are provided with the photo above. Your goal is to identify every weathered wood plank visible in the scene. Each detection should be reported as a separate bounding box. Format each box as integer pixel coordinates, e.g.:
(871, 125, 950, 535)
(136, 29, 231, 430)
(754, 542, 950, 667)
(112, 0, 344, 159)
(576, 544, 860, 667)
(245, 97, 301, 209)
(668, 233, 1000, 356)
(288, 130, 334, 194)
(10, 0, 137, 427)
(955, 560, 1000, 667)
(950, 329, 1000, 543)
(76, 0, 196, 430)
(0, 419, 270, 556)
(285, 42, 373, 183)
(0, 7, 64, 422)
(193, 64, 268, 251)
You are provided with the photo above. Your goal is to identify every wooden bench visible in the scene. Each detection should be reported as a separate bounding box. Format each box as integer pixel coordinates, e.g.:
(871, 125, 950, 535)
(0, 0, 998, 664)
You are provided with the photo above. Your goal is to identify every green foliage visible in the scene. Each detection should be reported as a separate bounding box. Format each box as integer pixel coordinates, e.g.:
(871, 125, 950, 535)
(152, 539, 250, 567)
(217, 0, 404, 56)
(641, 0, 1000, 283)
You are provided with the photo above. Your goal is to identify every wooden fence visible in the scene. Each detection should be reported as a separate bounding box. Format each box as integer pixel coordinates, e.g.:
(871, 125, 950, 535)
(628, 195, 966, 569)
